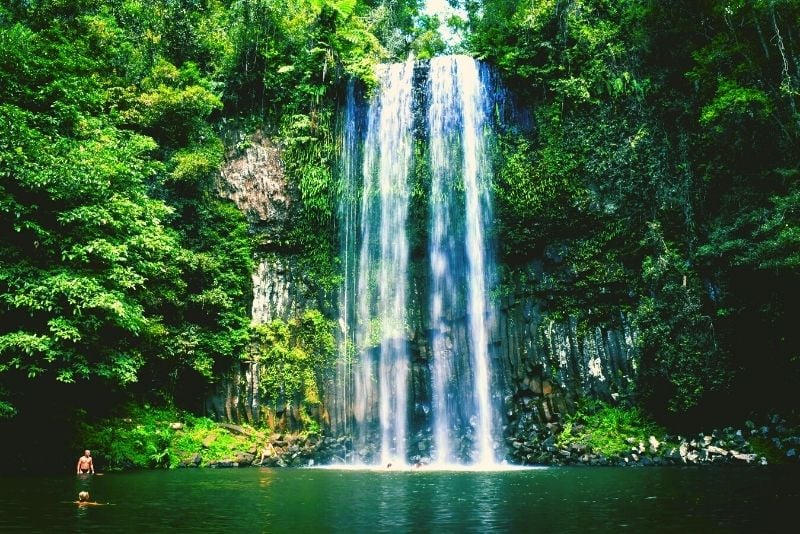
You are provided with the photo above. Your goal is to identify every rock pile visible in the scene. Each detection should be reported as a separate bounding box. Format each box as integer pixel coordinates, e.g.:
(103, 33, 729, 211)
(175, 414, 800, 469)
(507, 414, 800, 467)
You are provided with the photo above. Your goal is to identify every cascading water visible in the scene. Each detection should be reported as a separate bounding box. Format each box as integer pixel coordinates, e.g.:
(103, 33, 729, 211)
(333, 55, 501, 467)
(332, 81, 361, 440)
(428, 56, 499, 466)
(355, 60, 414, 466)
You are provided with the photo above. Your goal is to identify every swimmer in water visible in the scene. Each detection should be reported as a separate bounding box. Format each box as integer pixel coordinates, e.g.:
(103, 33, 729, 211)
(75, 491, 102, 506)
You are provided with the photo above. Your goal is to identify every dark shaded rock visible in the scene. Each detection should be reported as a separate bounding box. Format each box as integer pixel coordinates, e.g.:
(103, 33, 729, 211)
(235, 452, 255, 466)
(570, 442, 589, 454)
(530, 377, 542, 395)
(219, 423, 251, 436)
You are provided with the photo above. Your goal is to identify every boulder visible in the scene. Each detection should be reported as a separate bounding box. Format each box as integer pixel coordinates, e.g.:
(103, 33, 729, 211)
(570, 443, 589, 455)
(530, 377, 543, 395)
(219, 423, 250, 436)
(235, 452, 255, 466)
(706, 445, 728, 456)
(179, 454, 201, 468)
(262, 456, 280, 467)
(202, 432, 218, 448)
(521, 376, 531, 391)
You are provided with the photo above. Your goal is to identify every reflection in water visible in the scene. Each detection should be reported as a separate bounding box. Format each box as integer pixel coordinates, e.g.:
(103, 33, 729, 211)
(258, 469, 274, 489)
(469, 473, 499, 530)
(74, 472, 93, 521)
(74, 502, 89, 520)
(376, 474, 410, 532)
(2, 467, 800, 532)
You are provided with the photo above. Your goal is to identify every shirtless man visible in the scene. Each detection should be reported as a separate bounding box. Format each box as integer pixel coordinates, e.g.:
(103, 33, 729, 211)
(76, 450, 94, 474)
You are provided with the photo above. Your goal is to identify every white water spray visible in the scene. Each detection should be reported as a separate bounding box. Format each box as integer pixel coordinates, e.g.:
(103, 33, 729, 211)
(355, 60, 415, 466)
(428, 55, 498, 465)
(335, 56, 500, 467)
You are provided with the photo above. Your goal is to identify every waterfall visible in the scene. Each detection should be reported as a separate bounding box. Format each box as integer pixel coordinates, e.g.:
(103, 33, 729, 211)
(355, 60, 415, 466)
(333, 81, 360, 441)
(334, 55, 500, 466)
(428, 56, 498, 465)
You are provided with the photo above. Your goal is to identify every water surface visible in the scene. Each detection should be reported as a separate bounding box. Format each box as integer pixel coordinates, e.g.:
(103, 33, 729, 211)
(1, 466, 797, 532)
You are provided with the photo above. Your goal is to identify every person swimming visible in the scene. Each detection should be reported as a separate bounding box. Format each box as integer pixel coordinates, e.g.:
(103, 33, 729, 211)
(75, 491, 98, 506)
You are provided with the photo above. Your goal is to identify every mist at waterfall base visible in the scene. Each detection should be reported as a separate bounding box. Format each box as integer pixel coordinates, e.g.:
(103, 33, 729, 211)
(331, 55, 504, 468)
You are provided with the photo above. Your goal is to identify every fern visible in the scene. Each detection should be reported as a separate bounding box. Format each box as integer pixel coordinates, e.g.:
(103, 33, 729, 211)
(332, 0, 357, 18)
(310, 0, 356, 19)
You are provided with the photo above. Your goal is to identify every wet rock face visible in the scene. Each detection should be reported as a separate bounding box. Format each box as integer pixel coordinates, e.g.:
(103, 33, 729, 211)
(251, 255, 326, 324)
(216, 128, 328, 325)
(497, 293, 638, 408)
(213, 125, 642, 455)
(491, 260, 641, 435)
(217, 128, 299, 241)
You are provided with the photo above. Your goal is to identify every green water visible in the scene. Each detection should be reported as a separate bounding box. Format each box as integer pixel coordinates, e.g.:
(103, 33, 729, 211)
(1, 466, 797, 532)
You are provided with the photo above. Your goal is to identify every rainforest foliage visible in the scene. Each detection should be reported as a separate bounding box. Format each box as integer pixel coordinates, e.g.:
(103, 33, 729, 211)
(470, 0, 800, 422)
(0, 0, 799, 441)
(0, 0, 421, 422)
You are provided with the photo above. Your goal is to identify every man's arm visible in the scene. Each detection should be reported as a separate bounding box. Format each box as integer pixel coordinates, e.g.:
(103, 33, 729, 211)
(76, 458, 82, 474)
(89, 458, 94, 473)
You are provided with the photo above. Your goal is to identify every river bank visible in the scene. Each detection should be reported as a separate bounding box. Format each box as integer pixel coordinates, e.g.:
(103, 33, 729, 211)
(74, 405, 800, 471)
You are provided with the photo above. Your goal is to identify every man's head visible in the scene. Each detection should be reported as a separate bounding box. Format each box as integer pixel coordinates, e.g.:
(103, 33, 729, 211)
(78, 491, 90, 502)
(84, 450, 91, 456)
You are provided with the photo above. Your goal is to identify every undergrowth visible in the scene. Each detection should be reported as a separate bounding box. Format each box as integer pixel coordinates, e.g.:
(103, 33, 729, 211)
(78, 404, 262, 469)
(556, 400, 666, 456)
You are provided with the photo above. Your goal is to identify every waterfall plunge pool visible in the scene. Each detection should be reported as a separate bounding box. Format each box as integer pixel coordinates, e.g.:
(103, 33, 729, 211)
(2, 466, 798, 532)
